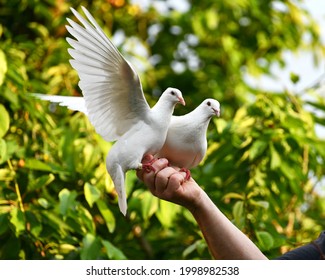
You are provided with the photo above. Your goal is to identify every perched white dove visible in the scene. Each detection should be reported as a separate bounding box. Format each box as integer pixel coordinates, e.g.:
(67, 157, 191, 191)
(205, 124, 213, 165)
(156, 98, 220, 178)
(34, 7, 185, 216)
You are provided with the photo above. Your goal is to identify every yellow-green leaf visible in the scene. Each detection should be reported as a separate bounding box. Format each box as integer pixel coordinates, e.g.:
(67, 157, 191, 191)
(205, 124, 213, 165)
(10, 207, 25, 236)
(0, 50, 7, 86)
(96, 200, 115, 233)
(0, 104, 10, 139)
(256, 231, 274, 251)
(232, 201, 245, 229)
(156, 200, 180, 228)
(84, 183, 101, 208)
(102, 239, 127, 260)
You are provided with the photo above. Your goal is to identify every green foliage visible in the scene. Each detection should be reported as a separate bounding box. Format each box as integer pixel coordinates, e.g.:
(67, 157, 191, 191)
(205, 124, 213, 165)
(0, 0, 324, 260)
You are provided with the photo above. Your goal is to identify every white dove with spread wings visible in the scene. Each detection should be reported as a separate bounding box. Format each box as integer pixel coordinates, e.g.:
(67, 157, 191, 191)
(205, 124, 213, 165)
(34, 7, 185, 216)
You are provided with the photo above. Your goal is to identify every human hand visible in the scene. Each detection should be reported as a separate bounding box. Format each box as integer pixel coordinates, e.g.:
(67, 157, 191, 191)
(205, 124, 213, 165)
(136, 155, 204, 212)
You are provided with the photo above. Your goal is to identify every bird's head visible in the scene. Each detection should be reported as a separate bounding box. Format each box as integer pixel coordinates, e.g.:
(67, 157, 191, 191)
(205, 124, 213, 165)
(202, 98, 220, 117)
(162, 87, 186, 106)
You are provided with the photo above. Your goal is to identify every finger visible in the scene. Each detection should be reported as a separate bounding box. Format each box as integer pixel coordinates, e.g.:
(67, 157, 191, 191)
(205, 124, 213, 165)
(154, 167, 179, 194)
(143, 158, 169, 190)
(168, 172, 187, 187)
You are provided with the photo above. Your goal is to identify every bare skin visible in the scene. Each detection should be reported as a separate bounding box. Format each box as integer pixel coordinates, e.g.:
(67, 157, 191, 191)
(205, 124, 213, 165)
(136, 155, 268, 260)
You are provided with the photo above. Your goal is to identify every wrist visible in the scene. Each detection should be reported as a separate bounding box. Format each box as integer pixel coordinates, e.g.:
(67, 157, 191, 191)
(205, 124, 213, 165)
(186, 187, 210, 215)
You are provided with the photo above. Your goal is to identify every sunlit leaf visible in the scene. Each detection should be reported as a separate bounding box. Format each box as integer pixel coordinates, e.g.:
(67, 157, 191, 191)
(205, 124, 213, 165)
(0, 139, 6, 164)
(28, 173, 55, 191)
(156, 200, 180, 228)
(78, 205, 96, 234)
(10, 207, 25, 236)
(58, 188, 77, 216)
(256, 231, 274, 251)
(0, 104, 10, 139)
(0, 49, 7, 86)
(80, 233, 102, 260)
(182, 239, 207, 258)
(84, 183, 101, 208)
(133, 190, 158, 221)
(38, 198, 50, 209)
(59, 244, 77, 255)
(270, 143, 281, 170)
(96, 200, 116, 233)
(232, 201, 245, 229)
(222, 192, 244, 201)
(249, 140, 268, 161)
(250, 200, 269, 209)
(102, 239, 127, 260)
(24, 158, 53, 172)
(0, 168, 15, 181)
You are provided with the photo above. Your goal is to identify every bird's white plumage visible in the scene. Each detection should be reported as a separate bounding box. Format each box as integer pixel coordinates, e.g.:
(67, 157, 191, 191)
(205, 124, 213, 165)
(157, 99, 220, 169)
(66, 7, 151, 143)
(32, 94, 87, 114)
(33, 7, 185, 216)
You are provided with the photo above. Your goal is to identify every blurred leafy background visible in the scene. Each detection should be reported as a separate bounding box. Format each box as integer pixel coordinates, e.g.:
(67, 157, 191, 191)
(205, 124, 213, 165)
(0, 0, 325, 259)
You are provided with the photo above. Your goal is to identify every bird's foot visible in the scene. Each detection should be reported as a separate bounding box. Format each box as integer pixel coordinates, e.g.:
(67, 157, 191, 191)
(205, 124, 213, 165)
(138, 158, 157, 173)
(180, 168, 191, 181)
(142, 163, 156, 173)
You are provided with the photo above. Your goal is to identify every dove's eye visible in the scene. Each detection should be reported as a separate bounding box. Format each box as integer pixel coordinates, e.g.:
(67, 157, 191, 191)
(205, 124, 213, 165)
(171, 91, 175, 96)
(207, 101, 211, 106)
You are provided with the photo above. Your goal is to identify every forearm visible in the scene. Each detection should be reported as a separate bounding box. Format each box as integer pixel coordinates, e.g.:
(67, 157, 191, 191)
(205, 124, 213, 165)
(190, 190, 268, 260)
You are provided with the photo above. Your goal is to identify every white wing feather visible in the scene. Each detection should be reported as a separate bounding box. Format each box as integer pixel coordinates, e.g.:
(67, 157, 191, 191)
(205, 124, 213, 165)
(32, 94, 87, 114)
(67, 7, 150, 142)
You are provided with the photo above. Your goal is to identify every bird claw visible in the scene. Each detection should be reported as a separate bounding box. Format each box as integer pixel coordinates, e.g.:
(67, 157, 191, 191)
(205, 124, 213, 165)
(180, 168, 191, 181)
(142, 163, 156, 173)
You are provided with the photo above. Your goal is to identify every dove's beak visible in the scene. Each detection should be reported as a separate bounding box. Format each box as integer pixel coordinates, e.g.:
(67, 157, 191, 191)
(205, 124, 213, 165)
(178, 97, 186, 106)
(213, 108, 220, 117)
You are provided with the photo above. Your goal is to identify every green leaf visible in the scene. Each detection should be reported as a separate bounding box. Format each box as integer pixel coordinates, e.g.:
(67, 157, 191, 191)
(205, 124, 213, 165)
(0, 139, 7, 164)
(222, 192, 244, 201)
(10, 207, 25, 236)
(182, 239, 207, 258)
(58, 188, 77, 216)
(270, 143, 281, 170)
(38, 198, 50, 209)
(96, 200, 116, 233)
(0, 213, 9, 235)
(0, 104, 10, 138)
(24, 158, 53, 172)
(78, 205, 96, 234)
(232, 201, 245, 229)
(129, 189, 158, 220)
(142, 192, 158, 220)
(25, 211, 42, 237)
(59, 244, 77, 255)
(0, 168, 15, 181)
(256, 231, 274, 251)
(28, 173, 55, 191)
(156, 200, 180, 228)
(0, 49, 7, 86)
(102, 239, 127, 260)
(249, 140, 268, 161)
(84, 183, 101, 208)
(250, 200, 269, 209)
(80, 233, 102, 260)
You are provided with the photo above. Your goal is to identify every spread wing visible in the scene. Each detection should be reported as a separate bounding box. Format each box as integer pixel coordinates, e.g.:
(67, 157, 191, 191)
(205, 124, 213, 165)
(66, 7, 150, 142)
(32, 94, 87, 114)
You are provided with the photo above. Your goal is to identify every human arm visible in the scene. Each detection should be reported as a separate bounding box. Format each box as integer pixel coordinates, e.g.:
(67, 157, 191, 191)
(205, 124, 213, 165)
(136, 155, 268, 260)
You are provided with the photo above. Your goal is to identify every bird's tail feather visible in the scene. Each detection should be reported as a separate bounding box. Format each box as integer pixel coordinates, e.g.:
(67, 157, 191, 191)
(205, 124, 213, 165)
(112, 165, 127, 216)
